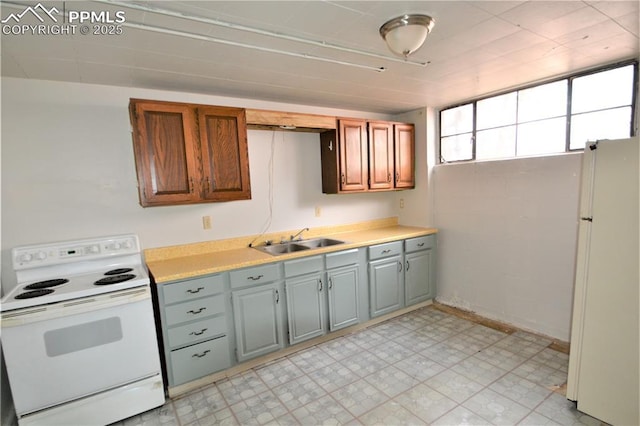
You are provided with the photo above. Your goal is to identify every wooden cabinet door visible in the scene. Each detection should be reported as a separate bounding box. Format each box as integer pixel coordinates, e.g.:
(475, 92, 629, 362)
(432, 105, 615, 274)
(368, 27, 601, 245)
(394, 123, 415, 189)
(285, 273, 326, 345)
(130, 100, 200, 206)
(338, 119, 368, 192)
(232, 282, 284, 362)
(368, 121, 394, 190)
(198, 106, 251, 201)
(327, 265, 359, 331)
(369, 255, 403, 318)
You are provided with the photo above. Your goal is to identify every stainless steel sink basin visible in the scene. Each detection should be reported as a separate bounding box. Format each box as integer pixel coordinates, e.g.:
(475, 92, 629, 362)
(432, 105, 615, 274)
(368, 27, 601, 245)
(298, 238, 345, 249)
(254, 243, 310, 256)
(253, 237, 345, 256)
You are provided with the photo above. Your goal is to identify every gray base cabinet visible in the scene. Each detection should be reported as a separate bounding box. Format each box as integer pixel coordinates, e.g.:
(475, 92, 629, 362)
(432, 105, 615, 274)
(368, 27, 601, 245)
(285, 272, 326, 344)
(404, 235, 437, 306)
(368, 241, 404, 318)
(232, 281, 285, 363)
(157, 274, 232, 387)
(326, 249, 360, 331)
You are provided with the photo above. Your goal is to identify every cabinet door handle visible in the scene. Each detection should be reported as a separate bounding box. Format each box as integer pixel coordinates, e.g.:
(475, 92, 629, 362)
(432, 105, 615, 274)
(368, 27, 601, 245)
(275, 289, 280, 304)
(341, 173, 346, 185)
(187, 307, 206, 315)
(192, 349, 211, 358)
(398, 261, 403, 272)
(190, 328, 208, 336)
(186, 287, 204, 294)
(189, 177, 195, 193)
(247, 274, 264, 281)
(328, 278, 333, 290)
(381, 249, 391, 254)
(406, 260, 410, 271)
(318, 279, 323, 292)
(396, 172, 400, 182)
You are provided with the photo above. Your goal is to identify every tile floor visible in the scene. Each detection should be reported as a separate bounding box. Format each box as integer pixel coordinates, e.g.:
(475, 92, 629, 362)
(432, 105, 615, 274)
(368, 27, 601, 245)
(113, 306, 605, 426)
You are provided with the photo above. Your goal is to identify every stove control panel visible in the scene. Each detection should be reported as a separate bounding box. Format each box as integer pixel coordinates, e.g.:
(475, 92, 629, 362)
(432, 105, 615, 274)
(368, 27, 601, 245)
(12, 235, 141, 269)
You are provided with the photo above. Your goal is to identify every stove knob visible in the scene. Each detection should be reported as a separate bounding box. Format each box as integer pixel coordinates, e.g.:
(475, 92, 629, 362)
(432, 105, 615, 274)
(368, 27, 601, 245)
(35, 251, 47, 261)
(19, 253, 33, 263)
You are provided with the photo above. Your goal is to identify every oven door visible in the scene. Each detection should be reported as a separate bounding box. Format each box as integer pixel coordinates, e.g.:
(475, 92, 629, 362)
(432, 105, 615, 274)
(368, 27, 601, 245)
(1, 286, 162, 416)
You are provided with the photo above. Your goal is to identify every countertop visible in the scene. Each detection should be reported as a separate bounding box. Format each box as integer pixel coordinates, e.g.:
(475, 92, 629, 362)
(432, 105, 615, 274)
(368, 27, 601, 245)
(145, 218, 437, 284)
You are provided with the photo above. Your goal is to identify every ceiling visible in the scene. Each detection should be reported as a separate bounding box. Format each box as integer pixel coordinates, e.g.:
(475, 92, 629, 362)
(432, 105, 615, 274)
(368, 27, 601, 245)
(1, 1, 638, 113)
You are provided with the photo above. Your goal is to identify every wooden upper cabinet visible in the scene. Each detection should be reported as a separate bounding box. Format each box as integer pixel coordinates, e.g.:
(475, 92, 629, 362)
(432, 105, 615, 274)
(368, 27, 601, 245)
(129, 99, 250, 206)
(198, 106, 251, 201)
(394, 123, 415, 189)
(339, 119, 368, 192)
(320, 118, 415, 194)
(368, 121, 394, 190)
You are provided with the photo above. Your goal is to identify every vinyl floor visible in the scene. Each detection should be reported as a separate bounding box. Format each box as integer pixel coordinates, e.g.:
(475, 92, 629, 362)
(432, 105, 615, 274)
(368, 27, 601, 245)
(112, 305, 605, 426)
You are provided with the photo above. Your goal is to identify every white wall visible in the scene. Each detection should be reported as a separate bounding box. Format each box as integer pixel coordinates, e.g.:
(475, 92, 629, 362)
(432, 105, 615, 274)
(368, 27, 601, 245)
(1, 77, 404, 294)
(433, 153, 583, 340)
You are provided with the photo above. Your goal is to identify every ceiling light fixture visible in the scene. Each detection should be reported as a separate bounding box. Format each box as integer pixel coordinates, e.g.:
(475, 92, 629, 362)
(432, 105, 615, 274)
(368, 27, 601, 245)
(379, 14, 435, 58)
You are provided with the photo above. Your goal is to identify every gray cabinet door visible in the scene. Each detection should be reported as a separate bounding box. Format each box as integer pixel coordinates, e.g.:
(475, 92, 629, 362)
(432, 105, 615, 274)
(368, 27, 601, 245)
(285, 273, 326, 345)
(405, 250, 434, 305)
(232, 282, 284, 362)
(327, 265, 359, 331)
(369, 255, 403, 317)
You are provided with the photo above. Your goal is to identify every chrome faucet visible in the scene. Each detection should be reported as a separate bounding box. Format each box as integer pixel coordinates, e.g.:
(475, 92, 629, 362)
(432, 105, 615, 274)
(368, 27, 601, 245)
(290, 227, 309, 241)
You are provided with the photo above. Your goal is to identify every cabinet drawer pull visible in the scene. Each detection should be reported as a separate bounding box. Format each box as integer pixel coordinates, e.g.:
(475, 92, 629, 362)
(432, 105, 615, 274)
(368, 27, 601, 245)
(192, 349, 211, 358)
(189, 328, 208, 336)
(381, 249, 391, 254)
(187, 307, 206, 315)
(186, 287, 204, 294)
(247, 274, 264, 281)
(417, 242, 425, 247)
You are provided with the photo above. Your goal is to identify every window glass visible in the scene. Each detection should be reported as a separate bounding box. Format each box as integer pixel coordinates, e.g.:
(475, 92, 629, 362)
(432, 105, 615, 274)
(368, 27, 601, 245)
(572, 65, 634, 114)
(476, 126, 516, 160)
(441, 133, 473, 162)
(518, 81, 567, 122)
(441, 104, 473, 136)
(477, 92, 517, 130)
(517, 117, 567, 156)
(570, 107, 632, 149)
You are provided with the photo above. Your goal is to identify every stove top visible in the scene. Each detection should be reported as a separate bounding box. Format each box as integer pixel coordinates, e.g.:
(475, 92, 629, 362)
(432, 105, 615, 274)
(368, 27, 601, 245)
(2, 235, 150, 312)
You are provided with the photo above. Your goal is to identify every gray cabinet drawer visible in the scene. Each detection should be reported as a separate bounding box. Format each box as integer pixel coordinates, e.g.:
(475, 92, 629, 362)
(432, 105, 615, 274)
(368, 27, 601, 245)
(284, 255, 323, 277)
(162, 275, 225, 305)
(368, 241, 403, 260)
(405, 235, 436, 253)
(167, 316, 227, 349)
(326, 249, 359, 269)
(230, 263, 281, 288)
(165, 295, 225, 326)
(170, 336, 231, 385)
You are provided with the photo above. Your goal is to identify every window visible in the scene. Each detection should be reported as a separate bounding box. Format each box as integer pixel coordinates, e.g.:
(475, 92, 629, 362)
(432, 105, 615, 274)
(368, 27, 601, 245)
(439, 62, 637, 163)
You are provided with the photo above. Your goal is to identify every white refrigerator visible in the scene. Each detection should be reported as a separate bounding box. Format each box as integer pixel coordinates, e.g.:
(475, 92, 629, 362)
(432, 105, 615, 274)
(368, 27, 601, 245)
(566, 137, 639, 425)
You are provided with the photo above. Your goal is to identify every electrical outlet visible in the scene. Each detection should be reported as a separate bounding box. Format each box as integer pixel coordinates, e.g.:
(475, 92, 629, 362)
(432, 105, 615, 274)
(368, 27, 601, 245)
(202, 216, 212, 229)
(315, 206, 322, 217)
(399, 198, 405, 209)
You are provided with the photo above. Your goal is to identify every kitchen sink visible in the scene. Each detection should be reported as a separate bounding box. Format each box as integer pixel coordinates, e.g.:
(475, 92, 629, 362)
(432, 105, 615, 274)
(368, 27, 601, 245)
(298, 238, 345, 248)
(254, 242, 310, 255)
(253, 238, 345, 256)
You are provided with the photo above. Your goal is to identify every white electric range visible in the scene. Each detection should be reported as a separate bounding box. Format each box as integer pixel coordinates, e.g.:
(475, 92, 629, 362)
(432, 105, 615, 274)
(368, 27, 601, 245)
(1, 234, 165, 426)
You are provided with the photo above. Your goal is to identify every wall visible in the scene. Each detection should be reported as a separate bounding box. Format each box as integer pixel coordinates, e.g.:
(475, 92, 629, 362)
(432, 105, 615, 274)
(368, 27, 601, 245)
(433, 153, 583, 341)
(0, 77, 406, 294)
